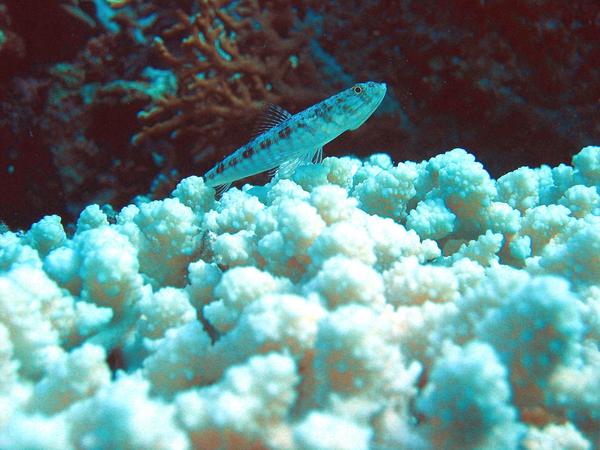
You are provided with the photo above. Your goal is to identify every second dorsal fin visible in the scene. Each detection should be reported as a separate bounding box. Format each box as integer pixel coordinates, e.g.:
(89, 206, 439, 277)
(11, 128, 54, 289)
(252, 104, 292, 138)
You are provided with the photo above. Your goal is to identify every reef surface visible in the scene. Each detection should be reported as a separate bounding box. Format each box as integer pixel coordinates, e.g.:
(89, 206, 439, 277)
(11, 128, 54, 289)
(1, 145, 599, 449)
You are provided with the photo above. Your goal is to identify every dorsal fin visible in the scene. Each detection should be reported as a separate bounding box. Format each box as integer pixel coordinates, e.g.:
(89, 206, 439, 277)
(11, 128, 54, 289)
(252, 104, 292, 138)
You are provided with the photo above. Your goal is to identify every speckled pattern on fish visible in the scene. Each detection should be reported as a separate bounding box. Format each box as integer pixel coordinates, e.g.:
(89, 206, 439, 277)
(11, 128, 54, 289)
(203, 82, 387, 190)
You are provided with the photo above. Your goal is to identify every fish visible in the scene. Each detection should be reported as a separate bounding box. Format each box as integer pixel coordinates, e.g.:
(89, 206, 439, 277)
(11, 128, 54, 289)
(203, 81, 387, 192)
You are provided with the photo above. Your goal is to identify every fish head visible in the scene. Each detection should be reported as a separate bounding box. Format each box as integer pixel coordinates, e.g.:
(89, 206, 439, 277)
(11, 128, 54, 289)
(340, 81, 387, 130)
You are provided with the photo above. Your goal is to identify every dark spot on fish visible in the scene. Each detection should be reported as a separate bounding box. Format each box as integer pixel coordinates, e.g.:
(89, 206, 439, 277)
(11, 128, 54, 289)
(297, 121, 306, 128)
(243, 147, 254, 158)
(278, 126, 291, 138)
(260, 140, 268, 149)
(325, 104, 333, 112)
(229, 157, 237, 167)
(217, 164, 224, 174)
(336, 97, 343, 103)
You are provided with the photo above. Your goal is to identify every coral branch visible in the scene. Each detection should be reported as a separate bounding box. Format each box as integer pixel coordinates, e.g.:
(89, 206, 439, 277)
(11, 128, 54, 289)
(133, 0, 323, 170)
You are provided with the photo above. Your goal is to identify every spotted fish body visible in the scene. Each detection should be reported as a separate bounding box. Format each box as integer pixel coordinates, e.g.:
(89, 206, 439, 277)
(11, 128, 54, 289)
(203, 81, 387, 189)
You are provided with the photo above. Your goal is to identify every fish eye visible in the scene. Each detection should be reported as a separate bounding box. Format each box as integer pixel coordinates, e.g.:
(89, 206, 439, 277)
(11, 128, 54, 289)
(352, 85, 363, 94)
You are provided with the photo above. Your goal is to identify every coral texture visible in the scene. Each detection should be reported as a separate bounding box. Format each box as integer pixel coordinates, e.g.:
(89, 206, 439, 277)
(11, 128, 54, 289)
(1, 145, 598, 449)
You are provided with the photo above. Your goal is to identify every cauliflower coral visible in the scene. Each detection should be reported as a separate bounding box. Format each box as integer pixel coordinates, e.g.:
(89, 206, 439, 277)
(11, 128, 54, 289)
(1, 145, 599, 449)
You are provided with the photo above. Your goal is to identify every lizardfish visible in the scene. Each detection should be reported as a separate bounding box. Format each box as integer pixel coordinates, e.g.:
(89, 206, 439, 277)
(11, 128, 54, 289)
(203, 81, 387, 191)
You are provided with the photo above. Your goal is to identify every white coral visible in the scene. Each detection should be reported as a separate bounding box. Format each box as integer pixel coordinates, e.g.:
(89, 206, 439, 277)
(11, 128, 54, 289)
(477, 276, 584, 391)
(67, 372, 189, 449)
(204, 266, 290, 333)
(28, 343, 110, 414)
(2, 145, 599, 448)
(304, 256, 385, 309)
(176, 352, 298, 449)
(293, 411, 372, 450)
(416, 341, 522, 450)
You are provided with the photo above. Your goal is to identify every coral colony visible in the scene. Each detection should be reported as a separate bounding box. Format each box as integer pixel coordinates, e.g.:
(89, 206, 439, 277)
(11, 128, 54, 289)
(1, 0, 599, 449)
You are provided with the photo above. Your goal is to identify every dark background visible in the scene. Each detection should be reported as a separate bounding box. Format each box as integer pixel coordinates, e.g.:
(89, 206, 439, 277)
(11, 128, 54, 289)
(1, 0, 598, 230)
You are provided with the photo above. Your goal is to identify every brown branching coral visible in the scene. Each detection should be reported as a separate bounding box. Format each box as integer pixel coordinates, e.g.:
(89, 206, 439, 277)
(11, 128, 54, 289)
(133, 0, 324, 170)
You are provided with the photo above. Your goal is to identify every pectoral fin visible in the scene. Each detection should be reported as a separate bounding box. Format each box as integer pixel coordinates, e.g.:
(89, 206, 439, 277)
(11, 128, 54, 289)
(313, 147, 323, 164)
(273, 157, 303, 179)
(215, 182, 232, 196)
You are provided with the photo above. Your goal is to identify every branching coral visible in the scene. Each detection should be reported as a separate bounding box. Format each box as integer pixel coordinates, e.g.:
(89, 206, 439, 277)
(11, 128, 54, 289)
(133, 0, 324, 169)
